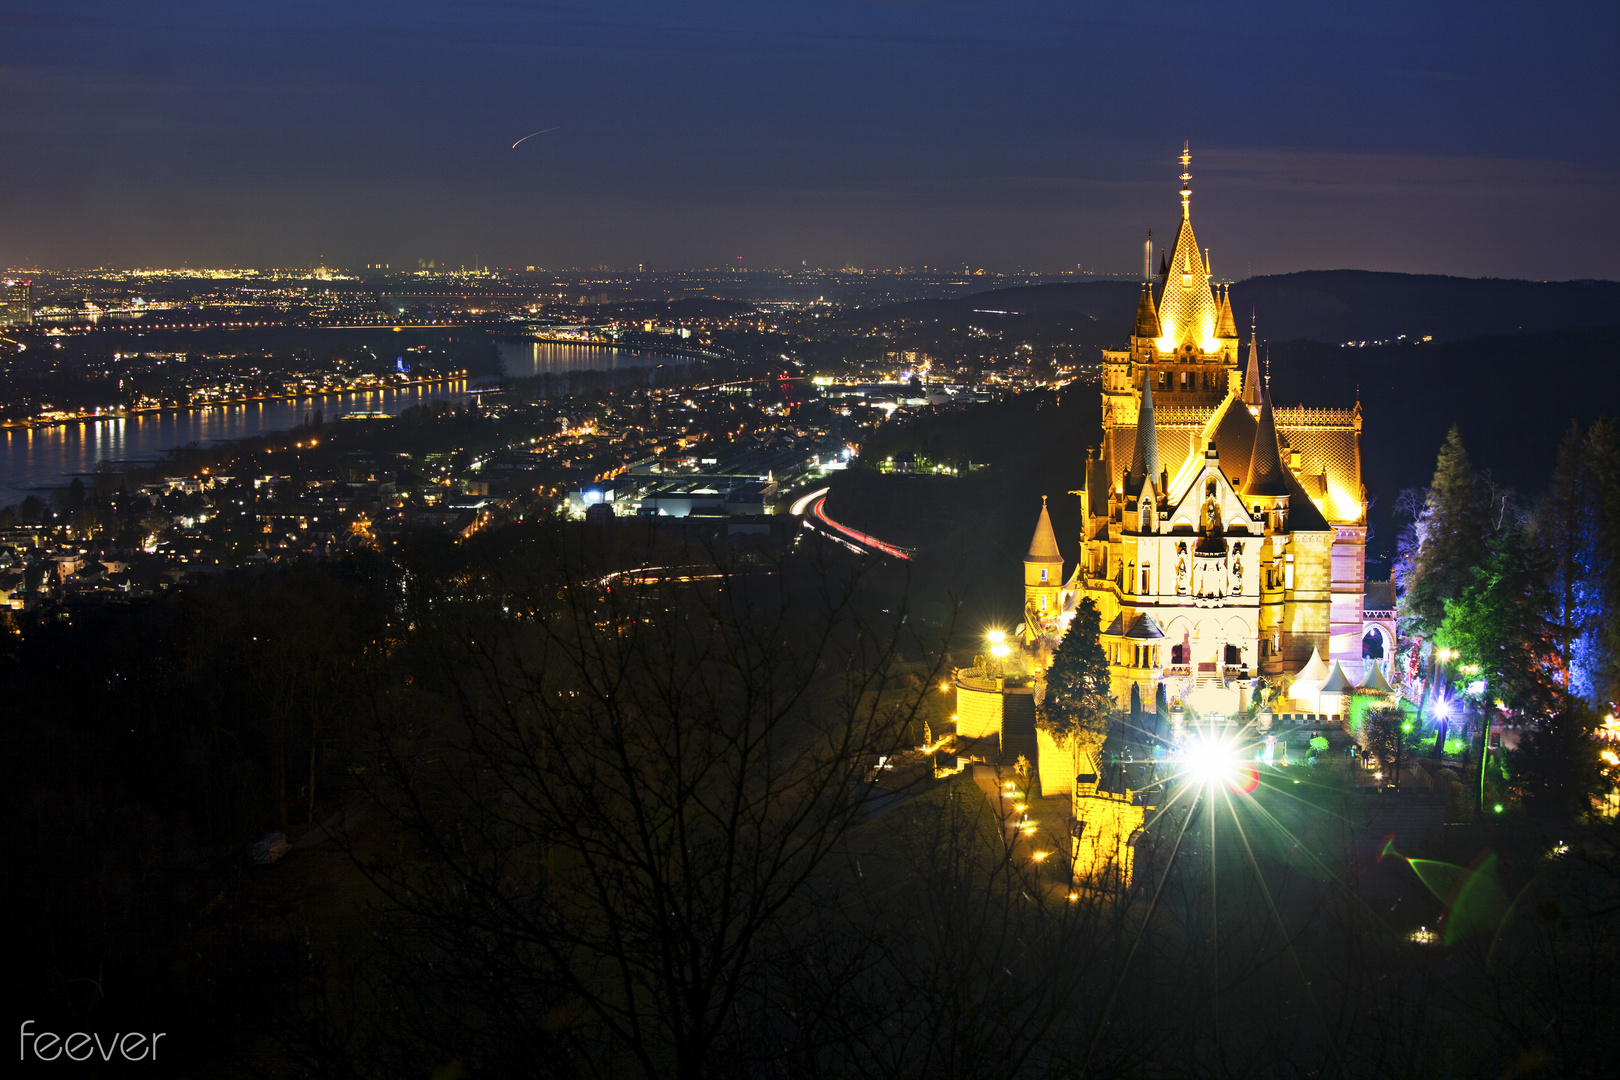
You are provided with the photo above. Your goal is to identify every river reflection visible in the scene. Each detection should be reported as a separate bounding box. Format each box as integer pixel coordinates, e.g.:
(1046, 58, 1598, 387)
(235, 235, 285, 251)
(2, 343, 691, 509)
(494, 340, 687, 378)
(0, 381, 468, 508)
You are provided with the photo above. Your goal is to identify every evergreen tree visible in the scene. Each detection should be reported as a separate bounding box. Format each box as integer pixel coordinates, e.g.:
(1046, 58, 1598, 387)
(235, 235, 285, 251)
(1509, 696, 1604, 820)
(1541, 417, 1620, 705)
(1038, 597, 1114, 751)
(1584, 417, 1620, 705)
(1543, 421, 1586, 693)
(1401, 426, 1486, 636)
(1438, 516, 1558, 715)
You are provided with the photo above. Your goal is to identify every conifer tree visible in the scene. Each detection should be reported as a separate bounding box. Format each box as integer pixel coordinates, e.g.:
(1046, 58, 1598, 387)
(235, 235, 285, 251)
(1509, 696, 1604, 820)
(1037, 597, 1114, 753)
(1401, 426, 1486, 636)
(1542, 421, 1587, 692)
(1583, 417, 1620, 705)
(1439, 517, 1557, 715)
(1539, 418, 1620, 704)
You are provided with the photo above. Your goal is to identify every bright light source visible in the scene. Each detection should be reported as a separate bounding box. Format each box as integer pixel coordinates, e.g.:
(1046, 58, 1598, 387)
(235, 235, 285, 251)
(1431, 698, 1452, 720)
(991, 643, 1011, 659)
(986, 629, 1005, 645)
(1183, 734, 1259, 794)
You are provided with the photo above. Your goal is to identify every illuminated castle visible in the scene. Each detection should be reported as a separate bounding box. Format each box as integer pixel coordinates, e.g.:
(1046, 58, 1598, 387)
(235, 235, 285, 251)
(1025, 147, 1387, 716)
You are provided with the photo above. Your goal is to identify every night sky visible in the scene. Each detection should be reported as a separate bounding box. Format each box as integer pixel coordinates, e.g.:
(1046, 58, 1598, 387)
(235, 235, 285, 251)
(2, 1, 1615, 278)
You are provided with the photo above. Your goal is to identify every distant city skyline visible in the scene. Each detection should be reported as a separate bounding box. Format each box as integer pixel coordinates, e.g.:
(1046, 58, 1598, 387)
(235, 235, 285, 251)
(2, 1, 1616, 280)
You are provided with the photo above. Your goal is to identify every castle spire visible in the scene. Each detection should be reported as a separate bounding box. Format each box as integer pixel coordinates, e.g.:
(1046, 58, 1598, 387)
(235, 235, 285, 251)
(1156, 144, 1221, 349)
(1025, 495, 1063, 564)
(1215, 284, 1237, 338)
(1242, 312, 1263, 406)
(1127, 373, 1161, 492)
(1133, 283, 1161, 338)
(1179, 141, 1192, 220)
(1244, 378, 1291, 497)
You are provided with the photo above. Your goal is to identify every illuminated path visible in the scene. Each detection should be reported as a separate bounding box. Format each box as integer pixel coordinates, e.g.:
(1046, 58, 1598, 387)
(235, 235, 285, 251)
(788, 485, 913, 560)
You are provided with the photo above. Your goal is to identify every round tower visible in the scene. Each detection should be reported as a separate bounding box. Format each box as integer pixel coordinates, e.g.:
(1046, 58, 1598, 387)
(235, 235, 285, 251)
(1024, 496, 1065, 644)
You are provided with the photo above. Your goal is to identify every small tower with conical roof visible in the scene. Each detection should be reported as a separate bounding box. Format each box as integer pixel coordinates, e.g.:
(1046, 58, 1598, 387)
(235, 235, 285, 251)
(1133, 284, 1161, 339)
(1241, 313, 1263, 407)
(1245, 380, 1292, 529)
(1125, 372, 1161, 496)
(1024, 496, 1065, 643)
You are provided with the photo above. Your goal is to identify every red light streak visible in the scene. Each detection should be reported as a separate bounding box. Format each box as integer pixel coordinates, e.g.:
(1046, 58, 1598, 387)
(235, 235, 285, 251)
(812, 497, 911, 560)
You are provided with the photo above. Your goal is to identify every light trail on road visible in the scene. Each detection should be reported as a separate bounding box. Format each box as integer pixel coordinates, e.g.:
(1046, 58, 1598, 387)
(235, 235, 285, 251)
(812, 496, 912, 560)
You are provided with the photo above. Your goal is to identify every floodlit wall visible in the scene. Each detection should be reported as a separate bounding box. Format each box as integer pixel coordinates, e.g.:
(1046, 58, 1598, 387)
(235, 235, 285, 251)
(1036, 726, 1074, 801)
(955, 678, 1004, 739)
(1072, 792, 1145, 885)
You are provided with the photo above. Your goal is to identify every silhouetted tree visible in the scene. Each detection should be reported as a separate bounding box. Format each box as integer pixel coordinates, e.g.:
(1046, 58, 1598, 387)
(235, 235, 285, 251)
(1510, 696, 1604, 819)
(1401, 426, 1485, 636)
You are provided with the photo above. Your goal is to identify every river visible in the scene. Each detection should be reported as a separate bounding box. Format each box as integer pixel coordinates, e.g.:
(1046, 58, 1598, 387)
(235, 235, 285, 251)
(0, 342, 686, 509)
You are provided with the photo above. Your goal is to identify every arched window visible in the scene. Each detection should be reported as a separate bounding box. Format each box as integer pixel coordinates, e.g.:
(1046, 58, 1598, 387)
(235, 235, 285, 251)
(1362, 629, 1385, 660)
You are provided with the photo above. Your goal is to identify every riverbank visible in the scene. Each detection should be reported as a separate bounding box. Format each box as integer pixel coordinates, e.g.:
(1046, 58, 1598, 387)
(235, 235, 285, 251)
(0, 372, 473, 432)
(520, 335, 728, 363)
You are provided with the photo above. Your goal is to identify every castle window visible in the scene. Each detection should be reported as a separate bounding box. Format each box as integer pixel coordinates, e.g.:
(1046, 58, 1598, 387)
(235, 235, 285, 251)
(1040, 567, 1048, 582)
(1040, 594, 1048, 610)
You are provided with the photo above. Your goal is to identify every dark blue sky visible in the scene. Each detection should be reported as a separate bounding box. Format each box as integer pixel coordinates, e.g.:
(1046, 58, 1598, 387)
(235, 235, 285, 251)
(2, 1, 1615, 277)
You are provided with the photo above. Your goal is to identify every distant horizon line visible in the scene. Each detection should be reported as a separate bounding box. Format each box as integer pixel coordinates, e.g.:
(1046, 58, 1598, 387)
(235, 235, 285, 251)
(4, 266, 1615, 286)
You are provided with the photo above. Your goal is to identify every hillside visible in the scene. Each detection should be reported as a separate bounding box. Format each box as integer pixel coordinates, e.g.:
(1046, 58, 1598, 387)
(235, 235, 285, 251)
(826, 324, 1620, 618)
(858, 272, 1620, 346)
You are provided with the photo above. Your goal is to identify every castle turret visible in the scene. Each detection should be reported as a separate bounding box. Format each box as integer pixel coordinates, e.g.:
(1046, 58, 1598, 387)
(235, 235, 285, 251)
(1133, 284, 1162, 339)
(1024, 496, 1064, 641)
(1245, 382, 1291, 500)
(1125, 373, 1161, 495)
(1215, 285, 1237, 339)
(1241, 315, 1263, 407)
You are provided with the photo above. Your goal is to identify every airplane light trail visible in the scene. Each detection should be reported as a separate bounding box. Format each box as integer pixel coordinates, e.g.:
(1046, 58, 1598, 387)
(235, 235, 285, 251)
(511, 127, 559, 148)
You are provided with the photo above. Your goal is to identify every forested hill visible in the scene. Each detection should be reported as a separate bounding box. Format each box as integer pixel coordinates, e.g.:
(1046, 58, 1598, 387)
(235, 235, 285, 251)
(858, 272, 1620, 345)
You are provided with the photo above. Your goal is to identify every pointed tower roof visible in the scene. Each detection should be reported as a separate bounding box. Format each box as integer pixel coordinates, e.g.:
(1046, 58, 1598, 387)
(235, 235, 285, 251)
(1295, 646, 1330, 684)
(1357, 663, 1394, 693)
(1201, 394, 1258, 478)
(1154, 145, 1222, 350)
(1241, 317, 1263, 406)
(1320, 660, 1355, 694)
(1025, 496, 1063, 563)
(1126, 374, 1161, 491)
(1244, 379, 1291, 498)
(1133, 284, 1161, 338)
(1215, 285, 1237, 338)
